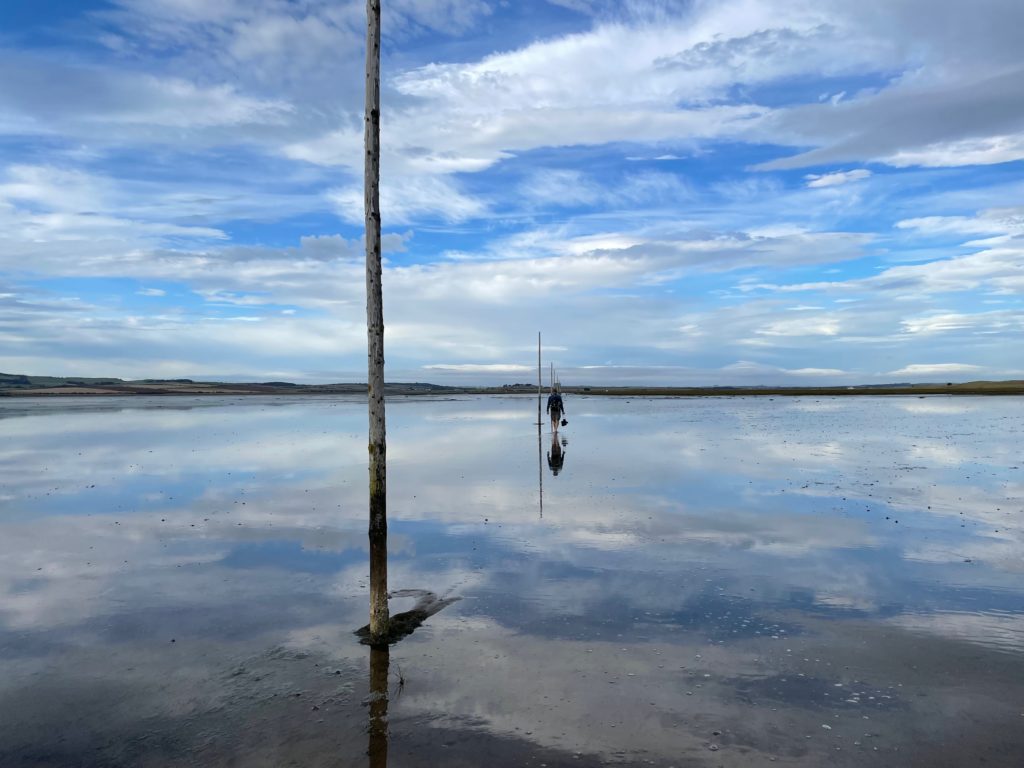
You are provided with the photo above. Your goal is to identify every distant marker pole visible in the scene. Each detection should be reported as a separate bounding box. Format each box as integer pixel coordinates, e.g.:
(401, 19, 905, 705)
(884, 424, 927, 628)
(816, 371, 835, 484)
(537, 331, 543, 517)
(537, 332, 542, 426)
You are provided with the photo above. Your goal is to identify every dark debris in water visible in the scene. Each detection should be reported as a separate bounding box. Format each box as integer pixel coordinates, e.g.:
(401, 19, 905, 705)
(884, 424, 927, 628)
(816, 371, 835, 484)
(355, 589, 460, 646)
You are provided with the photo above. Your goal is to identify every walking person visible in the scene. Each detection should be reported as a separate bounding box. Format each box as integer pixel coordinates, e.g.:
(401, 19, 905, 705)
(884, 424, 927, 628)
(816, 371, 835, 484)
(546, 384, 565, 433)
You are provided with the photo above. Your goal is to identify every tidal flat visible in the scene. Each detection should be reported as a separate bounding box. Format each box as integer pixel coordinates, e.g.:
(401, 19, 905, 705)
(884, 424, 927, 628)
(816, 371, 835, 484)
(1, 394, 1023, 767)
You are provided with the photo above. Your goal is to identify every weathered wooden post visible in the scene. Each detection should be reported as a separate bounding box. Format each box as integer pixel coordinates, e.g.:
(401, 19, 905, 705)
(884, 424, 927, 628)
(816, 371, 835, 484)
(365, 0, 388, 645)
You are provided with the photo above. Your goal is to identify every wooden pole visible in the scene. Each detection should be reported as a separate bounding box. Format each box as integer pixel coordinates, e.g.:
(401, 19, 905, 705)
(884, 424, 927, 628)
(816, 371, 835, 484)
(537, 332, 543, 517)
(364, 0, 388, 645)
(537, 332, 542, 425)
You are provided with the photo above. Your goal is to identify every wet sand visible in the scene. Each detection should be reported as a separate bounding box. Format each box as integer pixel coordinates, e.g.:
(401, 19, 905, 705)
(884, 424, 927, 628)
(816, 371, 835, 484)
(1, 395, 1022, 766)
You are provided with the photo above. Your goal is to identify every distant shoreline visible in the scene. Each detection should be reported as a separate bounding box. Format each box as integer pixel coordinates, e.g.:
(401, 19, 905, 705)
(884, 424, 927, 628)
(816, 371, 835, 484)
(2, 374, 1023, 398)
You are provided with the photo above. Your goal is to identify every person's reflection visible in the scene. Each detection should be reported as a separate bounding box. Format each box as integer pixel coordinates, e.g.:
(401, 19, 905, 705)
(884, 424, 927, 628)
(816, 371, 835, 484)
(547, 433, 567, 476)
(367, 646, 389, 768)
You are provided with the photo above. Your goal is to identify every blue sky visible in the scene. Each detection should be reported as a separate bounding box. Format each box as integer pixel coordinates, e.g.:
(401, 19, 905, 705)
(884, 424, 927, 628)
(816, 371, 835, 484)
(1, 0, 1023, 385)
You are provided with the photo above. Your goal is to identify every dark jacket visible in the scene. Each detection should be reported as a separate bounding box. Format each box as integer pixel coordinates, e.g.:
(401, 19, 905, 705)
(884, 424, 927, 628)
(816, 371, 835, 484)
(546, 393, 564, 414)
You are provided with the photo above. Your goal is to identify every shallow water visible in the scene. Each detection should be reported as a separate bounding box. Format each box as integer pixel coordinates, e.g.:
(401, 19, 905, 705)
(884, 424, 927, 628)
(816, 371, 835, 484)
(1, 394, 1023, 766)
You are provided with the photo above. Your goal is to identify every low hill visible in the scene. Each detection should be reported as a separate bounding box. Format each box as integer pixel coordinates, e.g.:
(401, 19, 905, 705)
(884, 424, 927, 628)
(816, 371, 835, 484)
(0, 373, 459, 397)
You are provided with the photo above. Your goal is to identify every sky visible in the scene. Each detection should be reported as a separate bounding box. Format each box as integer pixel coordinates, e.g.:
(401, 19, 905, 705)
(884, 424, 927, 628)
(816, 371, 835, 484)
(1, 0, 1022, 386)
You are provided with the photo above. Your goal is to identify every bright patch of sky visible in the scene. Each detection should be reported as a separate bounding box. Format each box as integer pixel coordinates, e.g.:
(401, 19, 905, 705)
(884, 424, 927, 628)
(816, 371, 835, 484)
(1, 0, 1023, 384)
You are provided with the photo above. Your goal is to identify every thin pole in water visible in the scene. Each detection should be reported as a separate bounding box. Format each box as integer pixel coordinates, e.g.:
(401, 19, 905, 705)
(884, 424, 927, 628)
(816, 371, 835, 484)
(537, 332, 542, 425)
(537, 331, 543, 516)
(364, 0, 388, 645)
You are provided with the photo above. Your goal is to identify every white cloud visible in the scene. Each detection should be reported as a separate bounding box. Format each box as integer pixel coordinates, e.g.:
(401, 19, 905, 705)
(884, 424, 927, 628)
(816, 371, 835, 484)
(516, 169, 692, 212)
(804, 169, 871, 188)
(327, 175, 488, 225)
(387, 0, 493, 34)
(543, 0, 608, 13)
(896, 207, 1024, 237)
(754, 314, 841, 337)
(719, 360, 849, 380)
(228, 13, 343, 61)
(755, 226, 1024, 300)
(625, 154, 684, 161)
(758, 66, 1024, 170)
(0, 165, 112, 212)
(518, 169, 604, 208)
(883, 134, 1024, 168)
(0, 163, 345, 264)
(887, 363, 983, 377)
(286, 104, 765, 177)
(423, 363, 534, 373)
(787, 367, 846, 376)
(0, 51, 292, 141)
(900, 311, 1021, 335)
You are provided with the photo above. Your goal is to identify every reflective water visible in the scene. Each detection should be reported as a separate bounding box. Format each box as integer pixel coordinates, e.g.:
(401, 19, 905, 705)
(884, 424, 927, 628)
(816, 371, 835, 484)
(1, 395, 1023, 766)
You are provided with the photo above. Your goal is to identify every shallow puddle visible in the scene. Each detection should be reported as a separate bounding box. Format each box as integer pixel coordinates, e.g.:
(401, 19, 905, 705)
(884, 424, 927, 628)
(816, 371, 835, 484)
(1, 394, 1023, 766)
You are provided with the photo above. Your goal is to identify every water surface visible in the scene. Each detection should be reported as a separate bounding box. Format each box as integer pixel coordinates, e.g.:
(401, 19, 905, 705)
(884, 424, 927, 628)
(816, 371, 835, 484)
(1, 395, 1022, 766)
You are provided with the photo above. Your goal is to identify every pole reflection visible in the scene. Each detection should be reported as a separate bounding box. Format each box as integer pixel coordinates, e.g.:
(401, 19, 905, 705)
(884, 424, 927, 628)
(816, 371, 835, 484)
(367, 645, 389, 768)
(537, 420, 544, 518)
